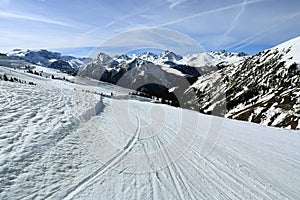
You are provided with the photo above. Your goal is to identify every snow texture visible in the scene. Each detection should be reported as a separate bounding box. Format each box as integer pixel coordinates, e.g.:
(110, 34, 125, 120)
(0, 61, 300, 199)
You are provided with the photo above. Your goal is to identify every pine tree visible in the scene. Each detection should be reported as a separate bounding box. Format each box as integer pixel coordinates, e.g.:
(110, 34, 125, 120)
(3, 74, 8, 81)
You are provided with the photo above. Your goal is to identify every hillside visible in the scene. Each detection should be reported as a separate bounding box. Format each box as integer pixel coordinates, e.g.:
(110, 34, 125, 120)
(186, 37, 300, 129)
(0, 67, 299, 199)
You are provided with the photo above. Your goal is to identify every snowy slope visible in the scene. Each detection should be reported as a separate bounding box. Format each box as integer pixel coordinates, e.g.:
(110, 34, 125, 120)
(0, 66, 300, 199)
(186, 37, 300, 130)
(273, 36, 300, 67)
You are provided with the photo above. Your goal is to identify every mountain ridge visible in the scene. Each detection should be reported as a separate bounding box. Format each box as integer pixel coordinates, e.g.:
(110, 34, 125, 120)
(78, 36, 300, 129)
(6, 49, 91, 73)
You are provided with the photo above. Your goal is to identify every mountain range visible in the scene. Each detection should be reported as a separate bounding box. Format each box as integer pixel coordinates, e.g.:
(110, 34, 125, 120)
(79, 37, 300, 130)
(6, 49, 91, 73)
(1, 37, 299, 130)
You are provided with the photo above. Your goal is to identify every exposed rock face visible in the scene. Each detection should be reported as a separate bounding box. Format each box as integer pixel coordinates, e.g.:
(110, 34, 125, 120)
(48, 60, 76, 73)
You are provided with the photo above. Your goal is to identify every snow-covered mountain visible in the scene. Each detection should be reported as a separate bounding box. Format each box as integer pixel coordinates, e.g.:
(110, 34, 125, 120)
(159, 50, 183, 62)
(79, 37, 299, 130)
(179, 51, 244, 67)
(185, 37, 300, 129)
(79, 50, 246, 103)
(7, 49, 91, 73)
(80, 50, 245, 79)
(129, 50, 245, 68)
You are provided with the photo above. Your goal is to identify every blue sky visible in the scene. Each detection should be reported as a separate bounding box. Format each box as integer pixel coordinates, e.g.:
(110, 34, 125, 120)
(0, 0, 300, 56)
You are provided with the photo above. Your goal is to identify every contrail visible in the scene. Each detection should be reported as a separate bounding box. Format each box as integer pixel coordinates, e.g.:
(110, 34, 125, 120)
(103, 13, 135, 29)
(214, 0, 247, 50)
(226, 10, 300, 51)
(168, 0, 187, 9)
(154, 0, 267, 28)
(0, 10, 72, 27)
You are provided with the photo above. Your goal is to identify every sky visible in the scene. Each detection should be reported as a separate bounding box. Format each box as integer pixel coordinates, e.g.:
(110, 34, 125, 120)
(0, 0, 300, 56)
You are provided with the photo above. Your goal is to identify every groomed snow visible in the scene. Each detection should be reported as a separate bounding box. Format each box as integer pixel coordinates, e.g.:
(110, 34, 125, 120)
(0, 67, 300, 199)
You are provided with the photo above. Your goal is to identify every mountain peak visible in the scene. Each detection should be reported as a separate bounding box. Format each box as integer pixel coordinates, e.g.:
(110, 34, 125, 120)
(159, 50, 183, 61)
(96, 53, 112, 63)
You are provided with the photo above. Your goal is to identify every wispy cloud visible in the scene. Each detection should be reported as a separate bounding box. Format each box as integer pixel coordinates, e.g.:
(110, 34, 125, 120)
(0, 10, 72, 27)
(156, 0, 266, 28)
(84, 27, 99, 35)
(98, 27, 204, 55)
(226, 10, 300, 50)
(167, 0, 187, 9)
(140, 14, 159, 20)
(103, 12, 139, 29)
(103, 6, 158, 30)
(0, 0, 299, 54)
(214, 0, 247, 50)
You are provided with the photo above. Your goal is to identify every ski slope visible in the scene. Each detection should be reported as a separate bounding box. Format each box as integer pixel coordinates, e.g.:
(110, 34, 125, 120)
(0, 67, 300, 199)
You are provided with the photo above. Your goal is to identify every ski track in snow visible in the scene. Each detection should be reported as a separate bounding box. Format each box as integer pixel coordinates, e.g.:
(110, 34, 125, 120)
(67, 97, 300, 200)
(63, 117, 141, 200)
(0, 75, 300, 199)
